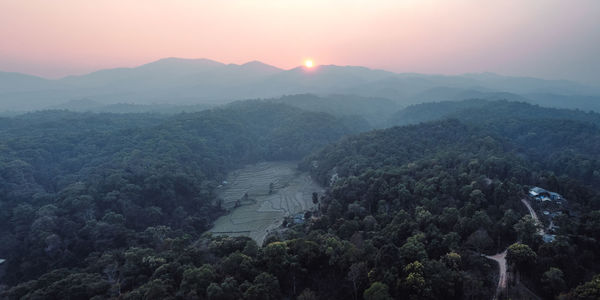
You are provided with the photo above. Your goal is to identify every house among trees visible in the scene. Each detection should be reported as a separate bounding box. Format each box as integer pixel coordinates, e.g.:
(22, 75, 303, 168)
(529, 186, 565, 203)
(543, 233, 556, 243)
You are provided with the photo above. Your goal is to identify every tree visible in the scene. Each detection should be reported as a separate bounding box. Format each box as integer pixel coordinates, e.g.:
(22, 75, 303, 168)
(347, 262, 368, 300)
(399, 234, 427, 264)
(179, 264, 216, 296)
(469, 189, 486, 205)
(541, 267, 566, 298)
(206, 283, 224, 300)
(506, 243, 536, 273)
(243, 272, 281, 300)
(141, 279, 171, 300)
(442, 252, 461, 271)
(402, 261, 430, 299)
(513, 215, 540, 246)
(261, 242, 290, 277)
(219, 277, 241, 300)
(243, 240, 259, 257)
(363, 282, 392, 300)
(465, 228, 493, 252)
(297, 288, 318, 300)
(571, 274, 600, 300)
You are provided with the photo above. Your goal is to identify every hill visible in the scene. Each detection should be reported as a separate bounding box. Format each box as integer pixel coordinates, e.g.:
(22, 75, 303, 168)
(49, 94, 395, 127)
(389, 99, 600, 126)
(269, 94, 398, 128)
(0, 101, 363, 290)
(389, 100, 600, 187)
(301, 117, 600, 298)
(1, 101, 599, 299)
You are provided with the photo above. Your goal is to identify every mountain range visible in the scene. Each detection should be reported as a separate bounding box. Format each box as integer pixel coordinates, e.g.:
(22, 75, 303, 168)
(1, 57, 599, 112)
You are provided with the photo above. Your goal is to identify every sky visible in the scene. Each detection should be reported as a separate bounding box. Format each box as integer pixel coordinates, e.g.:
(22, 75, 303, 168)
(1, 0, 599, 85)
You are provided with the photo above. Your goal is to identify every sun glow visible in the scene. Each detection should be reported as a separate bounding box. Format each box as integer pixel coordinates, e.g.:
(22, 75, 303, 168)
(304, 59, 314, 68)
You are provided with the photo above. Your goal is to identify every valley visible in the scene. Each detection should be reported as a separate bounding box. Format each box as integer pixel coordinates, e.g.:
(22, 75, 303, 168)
(209, 161, 323, 245)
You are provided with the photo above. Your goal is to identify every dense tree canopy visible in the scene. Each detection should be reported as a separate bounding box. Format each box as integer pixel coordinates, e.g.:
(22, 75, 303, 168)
(0, 101, 363, 297)
(1, 99, 599, 299)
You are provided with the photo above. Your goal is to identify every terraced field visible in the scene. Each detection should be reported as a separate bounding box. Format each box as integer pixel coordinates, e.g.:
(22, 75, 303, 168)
(209, 161, 323, 245)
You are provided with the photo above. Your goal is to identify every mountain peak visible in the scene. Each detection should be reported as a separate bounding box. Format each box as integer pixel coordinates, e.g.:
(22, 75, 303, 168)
(142, 57, 225, 68)
(239, 60, 282, 73)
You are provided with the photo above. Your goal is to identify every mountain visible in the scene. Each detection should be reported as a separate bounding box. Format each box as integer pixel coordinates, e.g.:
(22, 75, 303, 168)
(1, 58, 599, 112)
(60, 58, 282, 88)
(49, 98, 214, 114)
(0, 71, 55, 93)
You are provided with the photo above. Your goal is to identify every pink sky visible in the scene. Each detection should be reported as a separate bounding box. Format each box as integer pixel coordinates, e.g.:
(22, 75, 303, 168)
(1, 0, 599, 84)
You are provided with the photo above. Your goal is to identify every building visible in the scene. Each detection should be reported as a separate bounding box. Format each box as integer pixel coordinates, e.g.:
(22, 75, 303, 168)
(529, 187, 546, 197)
(529, 187, 564, 203)
(543, 234, 556, 243)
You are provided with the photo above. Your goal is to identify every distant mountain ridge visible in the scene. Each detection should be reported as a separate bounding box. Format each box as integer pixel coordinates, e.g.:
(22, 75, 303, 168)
(1, 57, 599, 111)
(388, 99, 600, 127)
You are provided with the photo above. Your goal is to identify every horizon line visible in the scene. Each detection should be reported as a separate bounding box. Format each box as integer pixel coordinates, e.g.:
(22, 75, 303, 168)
(0, 57, 583, 85)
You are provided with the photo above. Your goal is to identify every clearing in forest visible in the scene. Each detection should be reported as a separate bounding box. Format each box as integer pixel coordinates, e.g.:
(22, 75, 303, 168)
(208, 161, 323, 245)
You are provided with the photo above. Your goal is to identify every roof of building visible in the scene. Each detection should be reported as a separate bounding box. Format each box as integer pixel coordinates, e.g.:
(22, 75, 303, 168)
(543, 234, 556, 243)
(530, 187, 566, 202)
(549, 192, 563, 199)
(529, 187, 547, 195)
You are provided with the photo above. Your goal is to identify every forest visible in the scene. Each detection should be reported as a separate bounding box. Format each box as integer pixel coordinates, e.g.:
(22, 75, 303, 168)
(0, 99, 599, 299)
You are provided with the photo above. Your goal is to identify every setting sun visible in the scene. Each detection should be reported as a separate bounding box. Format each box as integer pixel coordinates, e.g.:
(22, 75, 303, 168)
(304, 59, 314, 68)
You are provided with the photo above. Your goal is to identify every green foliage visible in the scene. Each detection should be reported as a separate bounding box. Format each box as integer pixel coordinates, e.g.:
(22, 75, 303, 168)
(389, 99, 600, 190)
(541, 267, 566, 297)
(513, 215, 541, 246)
(363, 282, 393, 300)
(243, 272, 281, 300)
(507, 243, 536, 271)
(2, 99, 600, 299)
(0, 102, 360, 298)
(571, 274, 600, 300)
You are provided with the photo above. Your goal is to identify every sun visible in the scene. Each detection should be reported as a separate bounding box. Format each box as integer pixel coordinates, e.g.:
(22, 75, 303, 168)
(304, 59, 314, 68)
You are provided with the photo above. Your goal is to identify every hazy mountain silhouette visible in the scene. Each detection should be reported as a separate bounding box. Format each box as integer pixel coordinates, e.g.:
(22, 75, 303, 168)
(1, 58, 599, 111)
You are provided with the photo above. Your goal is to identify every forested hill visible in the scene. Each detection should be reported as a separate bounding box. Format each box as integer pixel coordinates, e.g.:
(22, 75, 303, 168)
(388, 99, 600, 127)
(2, 101, 600, 299)
(304, 119, 514, 184)
(0, 101, 363, 291)
(268, 94, 398, 128)
(300, 118, 600, 299)
(387, 100, 600, 190)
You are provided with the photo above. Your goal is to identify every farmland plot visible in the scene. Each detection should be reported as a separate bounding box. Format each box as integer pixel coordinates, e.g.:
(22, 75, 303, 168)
(209, 161, 323, 245)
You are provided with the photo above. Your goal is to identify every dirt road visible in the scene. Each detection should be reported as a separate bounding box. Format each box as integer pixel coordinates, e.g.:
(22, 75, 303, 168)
(486, 198, 542, 299)
(486, 250, 507, 299)
(520, 198, 545, 235)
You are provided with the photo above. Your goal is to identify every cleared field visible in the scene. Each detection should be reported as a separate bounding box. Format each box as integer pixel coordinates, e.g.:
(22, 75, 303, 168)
(209, 161, 323, 245)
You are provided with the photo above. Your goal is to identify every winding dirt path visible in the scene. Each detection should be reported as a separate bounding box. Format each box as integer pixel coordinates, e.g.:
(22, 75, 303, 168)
(486, 198, 542, 299)
(485, 250, 507, 299)
(520, 198, 545, 235)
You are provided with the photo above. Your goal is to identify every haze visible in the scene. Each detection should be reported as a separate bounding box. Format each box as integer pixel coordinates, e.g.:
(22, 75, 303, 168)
(1, 0, 599, 85)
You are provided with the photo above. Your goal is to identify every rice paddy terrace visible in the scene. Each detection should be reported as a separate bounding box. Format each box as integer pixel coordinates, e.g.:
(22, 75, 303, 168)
(208, 161, 323, 245)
